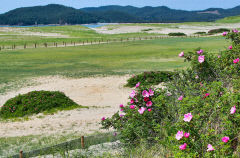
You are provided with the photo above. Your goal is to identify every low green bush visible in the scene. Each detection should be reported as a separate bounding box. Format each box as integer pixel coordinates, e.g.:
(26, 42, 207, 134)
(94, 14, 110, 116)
(208, 28, 230, 34)
(168, 32, 187, 36)
(125, 71, 175, 88)
(141, 28, 153, 32)
(0, 91, 82, 118)
(194, 32, 207, 35)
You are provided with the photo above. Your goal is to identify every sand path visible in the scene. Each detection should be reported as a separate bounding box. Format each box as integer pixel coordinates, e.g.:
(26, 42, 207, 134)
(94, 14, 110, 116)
(0, 76, 132, 137)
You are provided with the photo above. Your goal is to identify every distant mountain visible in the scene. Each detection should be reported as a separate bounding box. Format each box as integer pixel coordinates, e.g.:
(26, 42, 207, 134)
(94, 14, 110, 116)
(0, 4, 99, 25)
(82, 5, 240, 23)
(0, 4, 240, 25)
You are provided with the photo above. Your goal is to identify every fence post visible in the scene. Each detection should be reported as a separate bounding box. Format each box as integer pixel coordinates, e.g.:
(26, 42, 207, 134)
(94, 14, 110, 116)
(19, 151, 23, 158)
(0, 46, 1, 51)
(81, 136, 85, 148)
(24, 44, 26, 49)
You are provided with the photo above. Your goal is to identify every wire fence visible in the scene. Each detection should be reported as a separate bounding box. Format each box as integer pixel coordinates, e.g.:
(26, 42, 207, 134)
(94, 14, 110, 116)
(0, 35, 208, 51)
(9, 132, 119, 158)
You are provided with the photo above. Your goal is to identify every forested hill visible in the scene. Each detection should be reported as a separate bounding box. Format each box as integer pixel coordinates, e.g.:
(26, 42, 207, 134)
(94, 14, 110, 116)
(0, 4, 99, 25)
(0, 4, 240, 25)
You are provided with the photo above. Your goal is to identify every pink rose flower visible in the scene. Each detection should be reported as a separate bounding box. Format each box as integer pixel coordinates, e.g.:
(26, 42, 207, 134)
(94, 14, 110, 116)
(179, 52, 184, 57)
(204, 93, 210, 98)
(198, 55, 205, 63)
(142, 90, 150, 98)
(146, 101, 153, 107)
(222, 136, 230, 143)
(178, 95, 183, 101)
(176, 131, 184, 140)
(120, 108, 124, 112)
(233, 29, 239, 33)
(138, 107, 146, 114)
(167, 93, 172, 96)
(230, 106, 236, 114)
(183, 113, 193, 122)
(136, 82, 140, 88)
(149, 89, 154, 96)
(184, 132, 190, 138)
(229, 46, 233, 50)
(179, 143, 187, 150)
(119, 104, 124, 108)
(119, 114, 125, 117)
(130, 90, 136, 98)
(148, 108, 152, 112)
(101, 117, 106, 121)
(197, 49, 203, 55)
(130, 99, 134, 104)
(144, 97, 149, 102)
(130, 105, 135, 109)
(222, 32, 228, 36)
(207, 144, 215, 152)
(233, 58, 239, 64)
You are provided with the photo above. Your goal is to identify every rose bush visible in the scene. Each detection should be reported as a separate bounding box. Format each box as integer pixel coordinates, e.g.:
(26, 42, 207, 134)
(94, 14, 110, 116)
(101, 29, 240, 157)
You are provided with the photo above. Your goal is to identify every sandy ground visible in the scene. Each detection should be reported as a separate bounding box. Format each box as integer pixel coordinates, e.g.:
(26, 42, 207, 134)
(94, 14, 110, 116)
(0, 76, 132, 137)
(0, 27, 69, 37)
(93, 23, 240, 35)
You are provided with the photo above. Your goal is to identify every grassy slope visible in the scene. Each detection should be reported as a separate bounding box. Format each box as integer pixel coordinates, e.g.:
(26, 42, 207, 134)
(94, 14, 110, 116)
(216, 15, 240, 23)
(0, 37, 228, 91)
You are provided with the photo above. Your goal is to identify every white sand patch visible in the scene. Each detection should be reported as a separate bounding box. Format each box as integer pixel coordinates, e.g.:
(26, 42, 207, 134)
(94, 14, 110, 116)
(0, 27, 69, 37)
(0, 76, 132, 137)
(93, 23, 240, 35)
(93, 26, 157, 34)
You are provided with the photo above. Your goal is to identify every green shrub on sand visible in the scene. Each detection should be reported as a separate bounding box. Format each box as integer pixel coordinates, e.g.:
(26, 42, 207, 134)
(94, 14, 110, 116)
(125, 71, 175, 88)
(0, 91, 83, 119)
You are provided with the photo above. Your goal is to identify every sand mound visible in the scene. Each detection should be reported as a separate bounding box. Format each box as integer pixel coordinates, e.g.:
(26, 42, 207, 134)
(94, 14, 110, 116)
(0, 76, 132, 137)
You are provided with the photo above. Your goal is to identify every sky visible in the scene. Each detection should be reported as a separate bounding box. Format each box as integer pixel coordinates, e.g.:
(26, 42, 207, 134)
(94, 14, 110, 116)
(1, 0, 240, 14)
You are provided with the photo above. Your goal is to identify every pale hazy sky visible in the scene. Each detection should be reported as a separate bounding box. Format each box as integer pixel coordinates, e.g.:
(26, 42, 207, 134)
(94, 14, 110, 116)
(1, 0, 240, 13)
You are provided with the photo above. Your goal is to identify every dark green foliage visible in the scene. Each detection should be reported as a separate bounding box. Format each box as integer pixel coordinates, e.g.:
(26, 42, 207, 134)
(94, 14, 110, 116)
(168, 32, 187, 36)
(0, 91, 81, 118)
(0, 4, 98, 25)
(194, 32, 207, 35)
(1, 4, 240, 25)
(208, 28, 230, 34)
(125, 71, 176, 88)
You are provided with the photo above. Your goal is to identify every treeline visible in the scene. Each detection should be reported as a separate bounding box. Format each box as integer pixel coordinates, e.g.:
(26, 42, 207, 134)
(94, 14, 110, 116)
(0, 4, 240, 25)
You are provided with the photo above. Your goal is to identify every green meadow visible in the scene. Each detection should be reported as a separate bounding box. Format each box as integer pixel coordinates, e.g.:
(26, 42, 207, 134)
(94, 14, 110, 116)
(0, 25, 159, 46)
(0, 36, 228, 93)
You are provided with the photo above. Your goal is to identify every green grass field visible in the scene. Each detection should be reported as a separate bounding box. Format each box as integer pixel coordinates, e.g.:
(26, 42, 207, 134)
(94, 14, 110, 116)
(0, 36, 229, 93)
(0, 25, 160, 46)
(216, 15, 240, 23)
